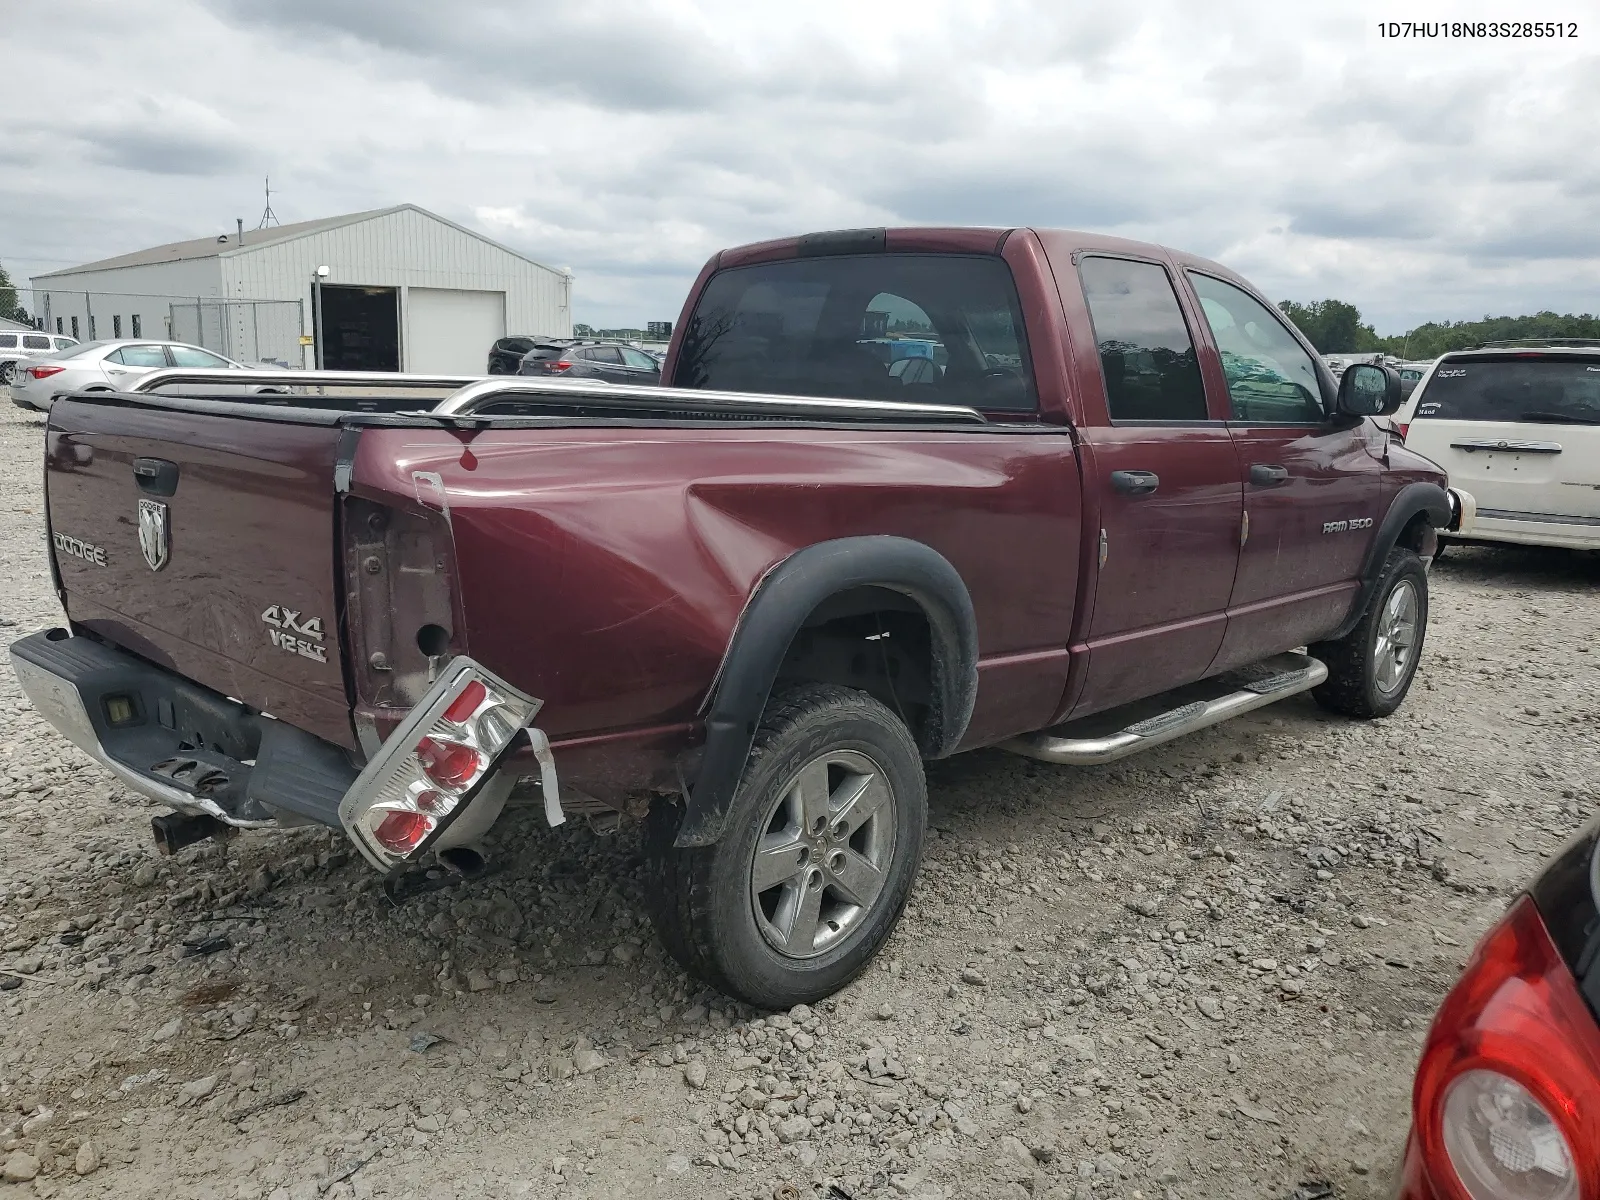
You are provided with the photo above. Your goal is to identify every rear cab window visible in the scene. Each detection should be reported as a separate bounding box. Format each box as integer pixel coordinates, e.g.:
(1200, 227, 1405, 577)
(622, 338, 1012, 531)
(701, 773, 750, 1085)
(0, 335, 16, 349)
(673, 253, 1037, 413)
(1415, 356, 1600, 426)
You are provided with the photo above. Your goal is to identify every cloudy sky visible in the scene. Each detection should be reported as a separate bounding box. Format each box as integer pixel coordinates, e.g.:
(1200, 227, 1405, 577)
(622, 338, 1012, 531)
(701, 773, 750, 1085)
(3, 0, 1595, 332)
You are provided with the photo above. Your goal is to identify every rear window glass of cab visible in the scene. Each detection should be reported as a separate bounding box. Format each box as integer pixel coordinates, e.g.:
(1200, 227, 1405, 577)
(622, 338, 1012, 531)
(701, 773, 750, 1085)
(672, 254, 1037, 412)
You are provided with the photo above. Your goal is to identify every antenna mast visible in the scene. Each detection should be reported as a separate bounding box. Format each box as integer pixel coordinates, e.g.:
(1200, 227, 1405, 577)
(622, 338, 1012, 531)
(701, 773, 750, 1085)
(257, 177, 280, 229)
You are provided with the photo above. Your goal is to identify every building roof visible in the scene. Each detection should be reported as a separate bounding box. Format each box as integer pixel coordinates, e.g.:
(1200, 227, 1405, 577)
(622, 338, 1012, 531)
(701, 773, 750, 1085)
(0, 315, 34, 332)
(34, 204, 562, 279)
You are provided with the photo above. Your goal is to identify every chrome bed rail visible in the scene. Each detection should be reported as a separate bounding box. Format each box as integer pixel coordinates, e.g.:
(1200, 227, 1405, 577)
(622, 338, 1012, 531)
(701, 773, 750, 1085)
(128, 369, 987, 425)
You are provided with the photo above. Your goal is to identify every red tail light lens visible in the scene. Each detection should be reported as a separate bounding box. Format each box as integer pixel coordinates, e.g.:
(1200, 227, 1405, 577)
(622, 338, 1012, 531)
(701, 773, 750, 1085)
(372, 809, 434, 854)
(443, 680, 487, 725)
(415, 736, 484, 789)
(551, 360, 572, 372)
(29, 365, 65, 379)
(1408, 895, 1600, 1199)
(1398, 422, 1410, 440)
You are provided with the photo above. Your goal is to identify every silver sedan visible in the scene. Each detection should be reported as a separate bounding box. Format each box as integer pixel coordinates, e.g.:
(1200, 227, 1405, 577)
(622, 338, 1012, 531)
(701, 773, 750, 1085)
(9, 340, 287, 412)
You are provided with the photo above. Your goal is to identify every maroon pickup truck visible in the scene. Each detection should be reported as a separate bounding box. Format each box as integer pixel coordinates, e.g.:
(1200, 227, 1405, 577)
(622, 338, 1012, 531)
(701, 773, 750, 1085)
(10, 226, 1471, 1008)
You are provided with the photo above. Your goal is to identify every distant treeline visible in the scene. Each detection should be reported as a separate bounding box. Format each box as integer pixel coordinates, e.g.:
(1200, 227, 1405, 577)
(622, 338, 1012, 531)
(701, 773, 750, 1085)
(1277, 299, 1600, 359)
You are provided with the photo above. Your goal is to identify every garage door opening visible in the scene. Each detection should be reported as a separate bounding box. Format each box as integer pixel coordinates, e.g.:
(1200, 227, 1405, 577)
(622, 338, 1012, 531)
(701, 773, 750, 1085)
(317, 285, 399, 371)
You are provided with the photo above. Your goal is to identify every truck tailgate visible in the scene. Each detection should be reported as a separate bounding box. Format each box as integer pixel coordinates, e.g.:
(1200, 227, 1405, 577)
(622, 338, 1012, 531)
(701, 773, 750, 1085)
(45, 396, 356, 749)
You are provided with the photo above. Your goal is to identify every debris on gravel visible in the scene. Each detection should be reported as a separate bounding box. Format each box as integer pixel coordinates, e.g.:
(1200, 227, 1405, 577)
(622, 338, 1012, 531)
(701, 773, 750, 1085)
(0, 400, 1595, 1198)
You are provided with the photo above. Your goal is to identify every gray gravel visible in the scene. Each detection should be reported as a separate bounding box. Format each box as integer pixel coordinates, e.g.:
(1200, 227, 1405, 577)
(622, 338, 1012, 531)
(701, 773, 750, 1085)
(0, 397, 1596, 1199)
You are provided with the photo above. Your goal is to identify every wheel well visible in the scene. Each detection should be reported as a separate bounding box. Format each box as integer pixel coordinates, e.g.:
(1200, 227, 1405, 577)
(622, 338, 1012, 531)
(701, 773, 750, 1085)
(1395, 510, 1436, 555)
(773, 586, 934, 744)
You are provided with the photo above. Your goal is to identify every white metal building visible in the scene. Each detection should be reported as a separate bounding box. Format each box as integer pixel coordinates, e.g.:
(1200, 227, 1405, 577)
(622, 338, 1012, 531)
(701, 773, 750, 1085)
(29, 205, 572, 372)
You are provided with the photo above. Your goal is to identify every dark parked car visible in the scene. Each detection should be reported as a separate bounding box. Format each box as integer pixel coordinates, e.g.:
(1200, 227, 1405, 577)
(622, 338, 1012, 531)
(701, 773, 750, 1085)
(519, 341, 661, 386)
(487, 336, 558, 374)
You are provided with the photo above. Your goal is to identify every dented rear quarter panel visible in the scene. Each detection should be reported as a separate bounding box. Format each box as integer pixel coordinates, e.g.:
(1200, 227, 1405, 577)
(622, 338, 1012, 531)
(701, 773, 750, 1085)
(349, 424, 1082, 792)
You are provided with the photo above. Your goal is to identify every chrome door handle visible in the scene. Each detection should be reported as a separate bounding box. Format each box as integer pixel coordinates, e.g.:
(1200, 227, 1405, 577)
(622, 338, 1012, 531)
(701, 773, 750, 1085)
(1249, 463, 1289, 487)
(1110, 470, 1159, 495)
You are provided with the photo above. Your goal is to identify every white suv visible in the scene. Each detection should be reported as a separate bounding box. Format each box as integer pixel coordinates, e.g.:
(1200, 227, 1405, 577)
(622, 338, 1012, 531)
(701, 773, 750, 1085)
(1392, 341, 1600, 552)
(0, 330, 78, 386)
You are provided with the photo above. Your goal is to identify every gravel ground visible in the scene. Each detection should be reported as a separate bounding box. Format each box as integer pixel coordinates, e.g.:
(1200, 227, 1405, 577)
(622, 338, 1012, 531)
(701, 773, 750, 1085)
(0, 397, 1596, 1200)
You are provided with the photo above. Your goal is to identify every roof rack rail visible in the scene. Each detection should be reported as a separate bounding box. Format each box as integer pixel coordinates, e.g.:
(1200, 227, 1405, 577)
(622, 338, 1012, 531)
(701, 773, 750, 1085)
(1473, 337, 1600, 350)
(126, 369, 988, 425)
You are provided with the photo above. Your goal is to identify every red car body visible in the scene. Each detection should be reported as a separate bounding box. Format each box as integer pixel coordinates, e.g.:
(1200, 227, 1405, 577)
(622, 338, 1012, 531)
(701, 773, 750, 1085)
(33, 227, 1453, 823)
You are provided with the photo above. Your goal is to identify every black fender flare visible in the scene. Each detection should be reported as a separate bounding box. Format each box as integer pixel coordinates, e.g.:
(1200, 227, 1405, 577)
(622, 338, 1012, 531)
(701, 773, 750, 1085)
(675, 535, 979, 848)
(1324, 481, 1450, 643)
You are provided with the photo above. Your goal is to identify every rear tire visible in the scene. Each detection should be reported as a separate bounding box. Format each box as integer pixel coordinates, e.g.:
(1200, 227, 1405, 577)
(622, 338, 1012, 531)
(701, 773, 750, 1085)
(643, 683, 926, 1010)
(1310, 546, 1428, 718)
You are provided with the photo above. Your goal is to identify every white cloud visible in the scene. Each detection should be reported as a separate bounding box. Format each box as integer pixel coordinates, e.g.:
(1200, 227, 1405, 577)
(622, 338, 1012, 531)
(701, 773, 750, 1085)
(2, 0, 1595, 331)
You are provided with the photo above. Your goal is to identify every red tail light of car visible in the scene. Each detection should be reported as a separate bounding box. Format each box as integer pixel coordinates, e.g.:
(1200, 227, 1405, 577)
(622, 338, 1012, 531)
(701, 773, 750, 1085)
(1403, 894, 1600, 1200)
(1396, 422, 1410, 441)
(548, 360, 573, 372)
(28, 365, 65, 380)
(338, 658, 546, 869)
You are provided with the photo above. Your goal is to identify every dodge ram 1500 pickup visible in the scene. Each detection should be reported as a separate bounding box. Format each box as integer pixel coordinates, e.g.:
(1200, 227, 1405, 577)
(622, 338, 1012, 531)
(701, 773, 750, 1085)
(10, 225, 1473, 1008)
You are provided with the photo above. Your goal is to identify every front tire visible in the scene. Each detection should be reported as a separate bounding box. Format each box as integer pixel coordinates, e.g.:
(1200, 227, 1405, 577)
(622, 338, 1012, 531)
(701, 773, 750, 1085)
(1310, 546, 1428, 718)
(643, 683, 926, 1009)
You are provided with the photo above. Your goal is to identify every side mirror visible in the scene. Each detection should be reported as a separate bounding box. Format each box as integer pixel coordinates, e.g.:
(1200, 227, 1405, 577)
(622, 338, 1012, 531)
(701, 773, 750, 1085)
(1336, 363, 1401, 417)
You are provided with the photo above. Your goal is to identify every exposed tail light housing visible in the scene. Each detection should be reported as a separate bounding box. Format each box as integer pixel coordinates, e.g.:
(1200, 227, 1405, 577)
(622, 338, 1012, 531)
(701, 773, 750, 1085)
(1397, 422, 1410, 440)
(29, 365, 65, 380)
(338, 656, 558, 870)
(1404, 895, 1600, 1200)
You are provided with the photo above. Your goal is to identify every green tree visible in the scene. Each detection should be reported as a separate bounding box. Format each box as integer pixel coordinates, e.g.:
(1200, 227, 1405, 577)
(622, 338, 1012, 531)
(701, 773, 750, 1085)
(1277, 299, 1380, 353)
(0, 262, 30, 325)
(1370, 311, 1600, 359)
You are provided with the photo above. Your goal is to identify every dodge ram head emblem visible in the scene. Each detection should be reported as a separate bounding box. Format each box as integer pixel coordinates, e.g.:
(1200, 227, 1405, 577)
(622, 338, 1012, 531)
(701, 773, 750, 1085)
(137, 499, 170, 571)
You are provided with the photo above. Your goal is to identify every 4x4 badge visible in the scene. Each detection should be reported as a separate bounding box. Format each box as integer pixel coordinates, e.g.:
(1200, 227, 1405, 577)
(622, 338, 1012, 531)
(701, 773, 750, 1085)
(138, 499, 170, 572)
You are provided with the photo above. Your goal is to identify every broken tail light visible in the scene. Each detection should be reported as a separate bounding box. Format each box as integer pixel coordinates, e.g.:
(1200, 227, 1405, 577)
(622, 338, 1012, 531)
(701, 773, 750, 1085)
(1403, 895, 1600, 1199)
(339, 657, 549, 870)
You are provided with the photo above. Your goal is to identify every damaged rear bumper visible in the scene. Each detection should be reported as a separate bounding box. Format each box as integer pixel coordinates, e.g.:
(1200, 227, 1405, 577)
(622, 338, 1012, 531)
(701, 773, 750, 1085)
(7, 628, 561, 870)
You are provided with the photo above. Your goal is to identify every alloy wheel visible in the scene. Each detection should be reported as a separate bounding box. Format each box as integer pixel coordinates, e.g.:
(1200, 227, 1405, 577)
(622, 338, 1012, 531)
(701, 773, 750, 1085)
(748, 748, 898, 960)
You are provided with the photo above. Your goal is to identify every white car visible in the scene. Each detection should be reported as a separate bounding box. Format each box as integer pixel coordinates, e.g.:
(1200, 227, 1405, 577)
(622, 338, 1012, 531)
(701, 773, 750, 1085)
(1392, 342, 1600, 552)
(10, 340, 286, 412)
(0, 330, 78, 386)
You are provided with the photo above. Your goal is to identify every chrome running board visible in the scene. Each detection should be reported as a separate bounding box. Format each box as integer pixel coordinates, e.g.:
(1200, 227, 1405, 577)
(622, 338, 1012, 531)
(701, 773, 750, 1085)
(1002, 651, 1328, 766)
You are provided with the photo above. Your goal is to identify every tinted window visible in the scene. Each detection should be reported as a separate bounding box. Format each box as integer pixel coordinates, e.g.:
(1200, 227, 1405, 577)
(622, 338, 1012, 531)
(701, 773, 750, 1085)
(1415, 357, 1600, 425)
(0, 335, 15, 349)
(499, 337, 534, 353)
(169, 345, 230, 368)
(620, 347, 657, 369)
(1189, 273, 1324, 423)
(1079, 257, 1207, 421)
(22, 334, 50, 350)
(114, 345, 170, 368)
(674, 254, 1036, 411)
(587, 346, 624, 365)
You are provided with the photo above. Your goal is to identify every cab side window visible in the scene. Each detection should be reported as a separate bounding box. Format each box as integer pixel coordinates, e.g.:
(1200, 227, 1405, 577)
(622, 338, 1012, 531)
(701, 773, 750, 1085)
(1078, 257, 1208, 421)
(1188, 274, 1325, 423)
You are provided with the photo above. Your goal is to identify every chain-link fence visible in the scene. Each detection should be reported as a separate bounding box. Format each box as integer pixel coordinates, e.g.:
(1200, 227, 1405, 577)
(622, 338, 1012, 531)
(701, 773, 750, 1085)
(168, 299, 305, 367)
(5, 289, 306, 367)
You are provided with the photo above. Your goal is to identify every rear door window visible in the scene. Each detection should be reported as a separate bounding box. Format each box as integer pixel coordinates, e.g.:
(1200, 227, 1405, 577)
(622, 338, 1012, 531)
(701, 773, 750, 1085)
(1188, 273, 1325, 423)
(0, 335, 15, 349)
(114, 345, 171, 368)
(1078, 257, 1208, 421)
(22, 334, 50, 351)
(1416, 357, 1600, 425)
(169, 346, 231, 368)
(586, 346, 624, 365)
(673, 253, 1036, 411)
